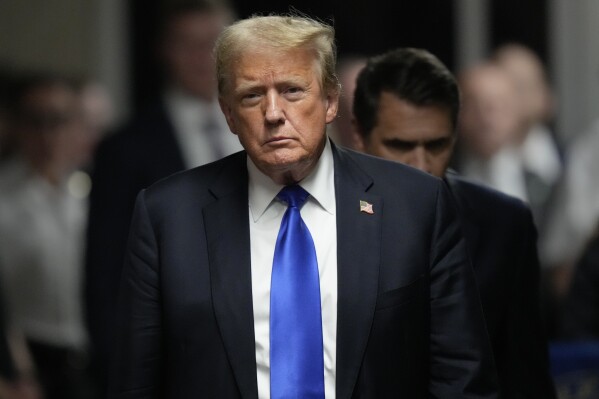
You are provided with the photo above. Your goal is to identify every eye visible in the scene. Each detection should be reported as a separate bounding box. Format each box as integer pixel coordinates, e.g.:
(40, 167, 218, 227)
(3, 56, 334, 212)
(425, 138, 452, 153)
(240, 92, 261, 106)
(283, 86, 304, 100)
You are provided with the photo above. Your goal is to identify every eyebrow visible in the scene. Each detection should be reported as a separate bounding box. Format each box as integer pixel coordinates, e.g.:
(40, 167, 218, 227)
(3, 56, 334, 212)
(382, 136, 452, 146)
(234, 76, 309, 93)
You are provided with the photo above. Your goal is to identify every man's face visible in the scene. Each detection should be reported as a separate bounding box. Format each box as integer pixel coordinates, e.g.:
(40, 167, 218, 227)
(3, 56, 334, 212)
(18, 83, 87, 174)
(458, 68, 522, 159)
(357, 92, 454, 177)
(162, 11, 227, 100)
(219, 47, 339, 184)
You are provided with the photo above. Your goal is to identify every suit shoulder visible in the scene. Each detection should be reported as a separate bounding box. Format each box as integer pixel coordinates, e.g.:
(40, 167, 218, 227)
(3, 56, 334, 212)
(143, 151, 245, 201)
(446, 174, 531, 221)
(341, 147, 442, 192)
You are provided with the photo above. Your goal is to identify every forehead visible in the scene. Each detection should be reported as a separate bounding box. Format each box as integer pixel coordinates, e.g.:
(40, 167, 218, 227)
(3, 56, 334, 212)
(374, 92, 452, 140)
(463, 69, 516, 101)
(228, 47, 320, 89)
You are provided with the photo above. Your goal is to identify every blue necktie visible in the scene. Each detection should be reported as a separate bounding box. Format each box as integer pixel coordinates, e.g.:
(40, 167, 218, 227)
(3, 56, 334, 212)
(270, 185, 325, 399)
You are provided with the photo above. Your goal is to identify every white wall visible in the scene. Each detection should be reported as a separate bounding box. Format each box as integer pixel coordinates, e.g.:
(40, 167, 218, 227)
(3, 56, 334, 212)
(454, 0, 490, 72)
(549, 0, 599, 142)
(0, 0, 129, 124)
(3, 0, 599, 138)
(0, 1, 92, 74)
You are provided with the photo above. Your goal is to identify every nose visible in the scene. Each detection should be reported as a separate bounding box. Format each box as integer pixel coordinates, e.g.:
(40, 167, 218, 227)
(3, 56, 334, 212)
(409, 147, 430, 174)
(265, 91, 284, 125)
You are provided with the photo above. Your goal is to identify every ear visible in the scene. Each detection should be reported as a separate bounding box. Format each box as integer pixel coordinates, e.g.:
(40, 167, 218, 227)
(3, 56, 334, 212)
(351, 117, 366, 152)
(324, 91, 340, 124)
(218, 96, 237, 135)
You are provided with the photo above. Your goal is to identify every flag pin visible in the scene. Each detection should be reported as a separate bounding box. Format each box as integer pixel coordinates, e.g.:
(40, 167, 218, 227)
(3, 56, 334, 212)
(360, 200, 374, 215)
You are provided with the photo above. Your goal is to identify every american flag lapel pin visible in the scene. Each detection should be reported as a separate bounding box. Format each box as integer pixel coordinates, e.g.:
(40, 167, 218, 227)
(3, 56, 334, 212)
(360, 200, 374, 215)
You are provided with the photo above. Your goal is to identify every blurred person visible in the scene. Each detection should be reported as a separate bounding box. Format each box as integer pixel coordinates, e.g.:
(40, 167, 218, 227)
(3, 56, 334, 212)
(454, 62, 526, 197)
(78, 81, 115, 166)
(539, 118, 599, 302)
(84, 0, 241, 394)
(353, 47, 555, 398)
(0, 74, 99, 399)
(109, 14, 498, 398)
(328, 55, 366, 149)
(492, 43, 563, 225)
(461, 47, 564, 337)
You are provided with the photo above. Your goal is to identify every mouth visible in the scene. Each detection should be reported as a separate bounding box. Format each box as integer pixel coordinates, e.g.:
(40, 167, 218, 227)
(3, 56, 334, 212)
(265, 136, 293, 145)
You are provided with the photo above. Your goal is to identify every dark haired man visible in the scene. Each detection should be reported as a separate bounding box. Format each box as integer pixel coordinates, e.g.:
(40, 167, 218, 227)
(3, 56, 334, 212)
(353, 47, 556, 398)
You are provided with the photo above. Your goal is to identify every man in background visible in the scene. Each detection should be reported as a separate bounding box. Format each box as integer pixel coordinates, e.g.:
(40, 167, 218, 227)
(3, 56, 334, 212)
(0, 73, 97, 399)
(453, 62, 525, 201)
(492, 43, 562, 224)
(85, 0, 241, 394)
(455, 45, 562, 227)
(353, 47, 555, 398)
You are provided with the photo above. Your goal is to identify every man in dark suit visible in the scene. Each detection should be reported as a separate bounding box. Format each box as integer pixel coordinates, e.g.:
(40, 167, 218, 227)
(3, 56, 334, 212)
(109, 15, 499, 398)
(353, 47, 555, 398)
(85, 0, 242, 392)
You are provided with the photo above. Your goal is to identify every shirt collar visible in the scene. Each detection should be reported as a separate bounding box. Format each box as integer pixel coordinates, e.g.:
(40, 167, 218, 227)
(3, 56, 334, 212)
(248, 137, 336, 222)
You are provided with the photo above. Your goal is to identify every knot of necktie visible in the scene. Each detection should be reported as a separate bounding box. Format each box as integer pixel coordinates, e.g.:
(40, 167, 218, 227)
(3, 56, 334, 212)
(277, 185, 310, 209)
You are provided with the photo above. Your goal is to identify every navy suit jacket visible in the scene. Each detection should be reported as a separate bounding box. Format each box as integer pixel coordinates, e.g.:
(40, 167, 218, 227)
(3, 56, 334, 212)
(109, 144, 499, 398)
(446, 174, 556, 398)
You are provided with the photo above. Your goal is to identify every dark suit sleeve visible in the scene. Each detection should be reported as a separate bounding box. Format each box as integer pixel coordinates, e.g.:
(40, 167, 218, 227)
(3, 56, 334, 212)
(500, 207, 556, 398)
(108, 191, 163, 399)
(85, 135, 145, 383)
(428, 182, 499, 398)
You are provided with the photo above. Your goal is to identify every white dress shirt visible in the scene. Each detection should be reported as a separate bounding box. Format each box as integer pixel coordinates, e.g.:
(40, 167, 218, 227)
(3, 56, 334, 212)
(248, 138, 338, 398)
(461, 126, 562, 205)
(0, 159, 88, 349)
(521, 124, 562, 187)
(164, 87, 242, 168)
(461, 146, 529, 201)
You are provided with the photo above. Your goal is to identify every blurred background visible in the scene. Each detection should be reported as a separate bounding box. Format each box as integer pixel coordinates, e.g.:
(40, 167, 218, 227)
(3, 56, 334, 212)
(3, 0, 598, 143)
(1, 0, 599, 398)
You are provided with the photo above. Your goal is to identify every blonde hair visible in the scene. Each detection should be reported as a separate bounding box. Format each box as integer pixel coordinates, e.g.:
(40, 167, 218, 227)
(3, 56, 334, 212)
(214, 14, 339, 95)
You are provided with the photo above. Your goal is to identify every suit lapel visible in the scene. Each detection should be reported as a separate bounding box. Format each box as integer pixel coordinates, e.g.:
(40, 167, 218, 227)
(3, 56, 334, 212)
(203, 152, 259, 399)
(333, 146, 382, 399)
(445, 176, 480, 264)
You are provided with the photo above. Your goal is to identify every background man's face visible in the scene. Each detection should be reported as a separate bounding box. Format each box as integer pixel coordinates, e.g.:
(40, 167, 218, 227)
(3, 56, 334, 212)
(162, 11, 227, 100)
(458, 66, 523, 158)
(358, 92, 454, 177)
(18, 83, 88, 174)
